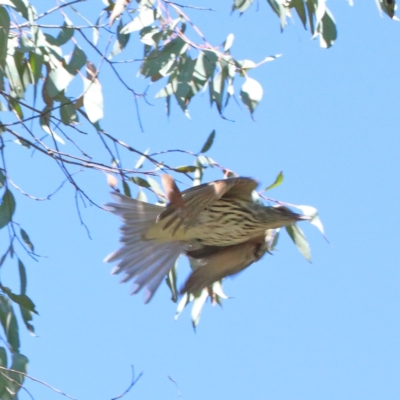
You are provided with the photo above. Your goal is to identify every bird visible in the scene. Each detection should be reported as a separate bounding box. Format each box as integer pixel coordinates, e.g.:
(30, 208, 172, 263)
(104, 175, 310, 303)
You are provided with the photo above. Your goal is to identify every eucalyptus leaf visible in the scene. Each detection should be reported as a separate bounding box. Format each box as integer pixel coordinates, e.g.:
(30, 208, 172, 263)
(200, 130, 215, 153)
(286, 224, 312, 262)
(265, 171, 284, 191)
(0, 189, 15, 230)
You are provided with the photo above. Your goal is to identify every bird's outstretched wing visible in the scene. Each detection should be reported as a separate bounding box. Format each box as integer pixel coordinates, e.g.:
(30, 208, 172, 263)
(158, 176, 258, 235)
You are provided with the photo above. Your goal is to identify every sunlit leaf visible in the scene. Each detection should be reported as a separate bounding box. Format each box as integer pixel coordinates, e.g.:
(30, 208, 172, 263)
(109, 19, 130, 59)
(240, 76, 263, 114)
(134, 149, 149, 169)
(110, 0, 130, 25)
(265, 171, 283, 191)
(82, 75, 104, 123)
(223, 33, 234, 51)
(166, 259, 179, 303)
(285, 224, 311, 262)
(294, 205, 326, 238)
(232, 0, 254, 13)
(191, 289, 208, 328)
(174, 292, 190, 320)
(120, 6, 156, 34)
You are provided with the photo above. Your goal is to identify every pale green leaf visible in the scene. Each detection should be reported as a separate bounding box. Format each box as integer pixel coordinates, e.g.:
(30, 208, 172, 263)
(240, 76, 263, 113)
(223, 33, 234, 51)
(191, 289, 208, 328)
(120, 7, 156, 34)
(134, 149, 149, 169)
(82, 76, 104, 123)
(286, 224, 311, 261)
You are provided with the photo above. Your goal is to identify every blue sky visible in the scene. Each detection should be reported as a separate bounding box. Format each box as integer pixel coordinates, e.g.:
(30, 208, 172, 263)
(3, 0, 400, 399)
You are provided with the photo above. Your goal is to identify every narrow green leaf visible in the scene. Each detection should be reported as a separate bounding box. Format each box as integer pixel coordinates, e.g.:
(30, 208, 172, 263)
(285, 224, 312, 262)
(265, 171, 284, 191)
(130, 176, 150, 188)
(174, 165, 197, 173)
(210, 70, 225, 113)
(0, 170, 4, 188)
(290, 0, 307, 28)
(0, 295, 20, 353)
(0, 189, 15, 230)
(174, 292, 190, 321)
(18, 259, 27, 294)
(200, 130, 215, 153)
(20, 229, 33, 252)
(5, 55, 24, 99)
(0, 6, 10, 69)
(0, 346, 7, 398)
(134, 149, 149, 169)
(19, 306, 34, 334)
(1, 288, 37, 315)
(122, 180, 131, 197)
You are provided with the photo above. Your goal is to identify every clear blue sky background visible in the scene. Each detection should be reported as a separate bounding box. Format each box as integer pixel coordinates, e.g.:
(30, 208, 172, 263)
(3, 0, 400, 399)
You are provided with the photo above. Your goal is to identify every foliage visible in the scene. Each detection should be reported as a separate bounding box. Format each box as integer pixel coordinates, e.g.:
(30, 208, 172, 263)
(0, 0, 396, 396)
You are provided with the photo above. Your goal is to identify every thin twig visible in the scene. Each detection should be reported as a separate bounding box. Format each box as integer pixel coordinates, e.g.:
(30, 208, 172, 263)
(0, 366, 76, 400)
(111, 366, 143, 400)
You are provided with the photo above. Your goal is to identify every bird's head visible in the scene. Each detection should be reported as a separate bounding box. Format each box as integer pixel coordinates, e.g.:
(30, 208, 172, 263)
(261, 205, 310, 229)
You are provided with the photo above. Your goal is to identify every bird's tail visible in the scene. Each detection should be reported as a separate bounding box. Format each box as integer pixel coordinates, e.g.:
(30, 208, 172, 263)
(104, 193, 186, 303)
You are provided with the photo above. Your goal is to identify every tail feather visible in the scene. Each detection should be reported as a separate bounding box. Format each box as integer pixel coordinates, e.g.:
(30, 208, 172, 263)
(105, 193, 186, 302)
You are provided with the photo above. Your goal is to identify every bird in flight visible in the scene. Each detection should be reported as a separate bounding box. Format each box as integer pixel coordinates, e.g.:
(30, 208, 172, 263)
(105, 175, 309, 303)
